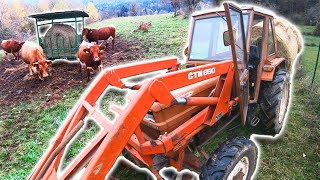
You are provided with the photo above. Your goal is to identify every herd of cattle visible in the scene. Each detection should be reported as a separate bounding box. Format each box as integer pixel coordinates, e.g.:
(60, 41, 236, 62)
(0, 25, 116, 80)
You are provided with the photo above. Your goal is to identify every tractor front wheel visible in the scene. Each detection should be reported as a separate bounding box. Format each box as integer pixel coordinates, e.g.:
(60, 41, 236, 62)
(200, 137, 258, 180)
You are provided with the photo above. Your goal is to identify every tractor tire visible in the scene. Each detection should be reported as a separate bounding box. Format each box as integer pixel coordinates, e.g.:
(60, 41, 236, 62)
(259, 67, 290, 134)
(200, 137, 258, 180)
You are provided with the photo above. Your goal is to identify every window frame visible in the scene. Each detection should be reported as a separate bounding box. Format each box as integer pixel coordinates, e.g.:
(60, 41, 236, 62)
(187, 12, 250, 62)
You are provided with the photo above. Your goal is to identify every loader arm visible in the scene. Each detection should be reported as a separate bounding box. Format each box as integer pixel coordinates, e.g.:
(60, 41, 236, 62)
(29, 58, 236, 179)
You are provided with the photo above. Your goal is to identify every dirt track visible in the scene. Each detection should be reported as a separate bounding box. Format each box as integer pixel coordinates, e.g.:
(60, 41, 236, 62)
(0, 37, 145, 107)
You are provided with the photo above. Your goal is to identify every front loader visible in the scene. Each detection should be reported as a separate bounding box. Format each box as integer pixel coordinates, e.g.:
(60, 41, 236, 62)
(29, 3, 290, 179)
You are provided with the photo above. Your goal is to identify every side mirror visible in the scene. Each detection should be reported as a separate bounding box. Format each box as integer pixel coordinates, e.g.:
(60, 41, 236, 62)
(223, 29, 237, 46)
(223, 30, 231, 46)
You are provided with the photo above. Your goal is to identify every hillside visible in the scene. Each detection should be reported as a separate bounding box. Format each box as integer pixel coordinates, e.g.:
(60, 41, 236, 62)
(0, 14, 319, 179)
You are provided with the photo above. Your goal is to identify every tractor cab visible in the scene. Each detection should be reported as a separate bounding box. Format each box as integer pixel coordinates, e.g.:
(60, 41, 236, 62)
(185, 4, 283, 124)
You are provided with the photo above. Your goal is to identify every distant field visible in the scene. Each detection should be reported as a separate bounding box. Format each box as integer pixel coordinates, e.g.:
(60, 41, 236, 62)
(87, 14, 190, 59)
(0, 14, 319, 179)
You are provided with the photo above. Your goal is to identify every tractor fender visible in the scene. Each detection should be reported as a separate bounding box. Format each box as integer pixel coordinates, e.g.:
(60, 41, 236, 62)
(261, 57, 285, 81)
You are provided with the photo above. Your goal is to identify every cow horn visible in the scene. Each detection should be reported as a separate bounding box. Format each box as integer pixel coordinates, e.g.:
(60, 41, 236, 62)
(33, 62, 39, 65)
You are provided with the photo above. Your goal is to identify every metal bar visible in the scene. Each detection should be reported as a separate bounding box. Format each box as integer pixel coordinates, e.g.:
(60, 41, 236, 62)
(82, 17, 84, 33)
(56, 36, 59, 58)
(69, 37, 72, 56)
(172, 97, 219, 106)
(36, 120, 84, 180)
(62, 38, 65, 57)
(37, 19, 84, 24)
(50, 37, 53, 58)
(311, 41, 320, 86)
(29, 101, 83, 179)
(61, 130, 108, 179)
(35, 19, 40, 45)
(75, 18, 78, 49)
(198, 113, 240, 148)
(42, 38, 47, 56)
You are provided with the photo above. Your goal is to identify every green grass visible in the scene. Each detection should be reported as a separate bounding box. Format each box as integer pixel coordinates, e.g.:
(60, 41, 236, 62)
(87, 14, 190, 59)
(0, 51, 5, 61)
(300, 26, 320, 47)
(0, 87, 84, 178)
(253, 26, 320, 179)
(0, 14, 319, 179)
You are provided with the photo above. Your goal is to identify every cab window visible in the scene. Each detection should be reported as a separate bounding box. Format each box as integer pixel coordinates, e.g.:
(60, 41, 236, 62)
(267, 18, 275, 55)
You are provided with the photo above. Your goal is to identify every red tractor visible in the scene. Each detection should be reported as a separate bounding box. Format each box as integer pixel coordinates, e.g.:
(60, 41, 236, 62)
(29, 3, 290, 180)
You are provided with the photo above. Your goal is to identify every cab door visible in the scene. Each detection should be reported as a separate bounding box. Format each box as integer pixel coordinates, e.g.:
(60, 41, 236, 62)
(223, 3, 249, 124)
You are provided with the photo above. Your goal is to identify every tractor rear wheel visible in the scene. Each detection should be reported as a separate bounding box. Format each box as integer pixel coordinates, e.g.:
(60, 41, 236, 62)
(200, 137, 258, 180)
(259, 67, 290, 134)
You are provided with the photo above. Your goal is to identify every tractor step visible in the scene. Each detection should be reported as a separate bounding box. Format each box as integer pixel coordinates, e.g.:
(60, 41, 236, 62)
(249, 116, 260, 127)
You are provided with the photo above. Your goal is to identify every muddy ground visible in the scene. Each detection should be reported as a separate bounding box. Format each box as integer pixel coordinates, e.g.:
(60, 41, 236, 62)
(0, 37, 145, 107)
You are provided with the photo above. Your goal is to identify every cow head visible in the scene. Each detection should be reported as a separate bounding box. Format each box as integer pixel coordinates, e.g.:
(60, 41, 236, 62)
(33, 60, 52, 80)
(83, 44, 106, 62)
(82, 28, 90, 41)
(82, 28, 89, 36)
(18, 41, 25, 48)
(33, 51, 52, 80)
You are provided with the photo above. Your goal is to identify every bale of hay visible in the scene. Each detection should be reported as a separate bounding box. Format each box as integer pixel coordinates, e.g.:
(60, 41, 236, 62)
(252, 18, 303, 72)
(43, 24, 77, 57)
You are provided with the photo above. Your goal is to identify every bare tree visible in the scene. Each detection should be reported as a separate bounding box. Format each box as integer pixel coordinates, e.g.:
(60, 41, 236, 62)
(171, 0, 183, 17)
(161, 0, 182, 17)
(129, 2, 140, 16)
(184, 0, 201, 17)
(214, 0, 223, 6)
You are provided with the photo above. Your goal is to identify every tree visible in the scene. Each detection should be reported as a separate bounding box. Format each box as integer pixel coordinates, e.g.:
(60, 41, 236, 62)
(161, 0, 182, 17)
(12, 0, 26, 18)
(0, 0, 14, 40)
(214, 0, 223, 6)
(307, 3, 320, 25)
(119, 5, 128, 17)
(171, 0, 182, 17)
(51, 0, 70, 11)
(129, 2, 140, 16)
(87, 2, 100, 23)
(183, 0, 201, 17)
(39, 0, 50, 12)
(314, 22, 320, 36)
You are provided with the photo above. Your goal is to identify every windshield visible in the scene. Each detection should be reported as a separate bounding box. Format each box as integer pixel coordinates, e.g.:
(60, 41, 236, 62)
(189, 14, 249, 61)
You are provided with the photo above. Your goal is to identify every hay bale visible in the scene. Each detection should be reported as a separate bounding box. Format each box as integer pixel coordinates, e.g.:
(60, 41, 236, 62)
(43, 24, 77, 57)
(252, 18, 303, 71)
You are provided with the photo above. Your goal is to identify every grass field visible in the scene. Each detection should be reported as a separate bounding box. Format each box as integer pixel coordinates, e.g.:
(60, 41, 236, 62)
(0, 14, 319, 179)
(0, 51, 5, 61)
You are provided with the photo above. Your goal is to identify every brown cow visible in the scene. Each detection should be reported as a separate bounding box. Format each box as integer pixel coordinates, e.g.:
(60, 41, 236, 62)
(1, 39, 24, 60)
(77, 41, 106, 81)
(82, 25, 116, 50)
(21, 41, 51, 80)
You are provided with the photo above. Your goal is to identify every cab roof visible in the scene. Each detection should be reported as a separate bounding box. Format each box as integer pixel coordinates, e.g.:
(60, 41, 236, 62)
(192, 6, 275, 18)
